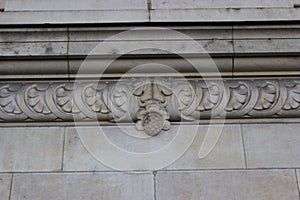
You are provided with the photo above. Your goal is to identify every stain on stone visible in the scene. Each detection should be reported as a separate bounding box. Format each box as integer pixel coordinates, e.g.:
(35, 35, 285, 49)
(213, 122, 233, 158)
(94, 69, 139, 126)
(111, 49, 118, 55)
(45, 46, 53, 54)
(4, 41, 13, 44)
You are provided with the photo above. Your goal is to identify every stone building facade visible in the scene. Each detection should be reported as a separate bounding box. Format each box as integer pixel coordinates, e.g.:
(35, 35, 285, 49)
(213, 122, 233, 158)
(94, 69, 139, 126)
(0, 0, 300, 199)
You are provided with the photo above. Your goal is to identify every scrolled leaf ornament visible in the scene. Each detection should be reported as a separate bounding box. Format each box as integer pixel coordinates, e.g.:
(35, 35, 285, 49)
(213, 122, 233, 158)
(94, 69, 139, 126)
(133, 78, 172, 136)
(0, 78, 300, 135)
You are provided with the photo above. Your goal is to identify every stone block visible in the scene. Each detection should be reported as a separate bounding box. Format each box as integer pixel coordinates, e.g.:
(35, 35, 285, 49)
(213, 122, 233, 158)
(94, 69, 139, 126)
(0, 28, 67, 43)
(152, 0, 295, 9)
(233, 25, 300, 39)
(64, 126, 190, 171)
(6, 0, 147, 11)
(0, 175, 12, 200)
(0, 10, 149, 25)
(0, 42, 67, 57)
(167, 125, 245, 170)
(68, 27, 232, 41)
(156, 170, 299, 200)
(234, 39, 300, 55)
(68, 40, 233, 57)
(0, 127, 64, 172)
(151, 8, 300, 22)
(64, 125, 244, 171)
(63, 127, 110, 171)
(243, 123, 300, 168)
(11, 172, 154, 200)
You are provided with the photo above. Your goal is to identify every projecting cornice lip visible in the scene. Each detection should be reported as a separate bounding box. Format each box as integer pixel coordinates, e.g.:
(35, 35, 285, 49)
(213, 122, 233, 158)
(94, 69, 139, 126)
(1, 26, 300, 79)
(0, 78, 299, 135)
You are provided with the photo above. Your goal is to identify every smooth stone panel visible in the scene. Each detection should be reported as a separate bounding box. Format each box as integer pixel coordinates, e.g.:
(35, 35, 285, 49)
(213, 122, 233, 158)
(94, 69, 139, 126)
(167, 125, 245, 170)
(156, 170, 299, 200)
(0, 60, 68, 79)
(243, 123, 300, 168)
(234, 39, 300, 55)
(151, 8, 300, 22)
(0, 175, 12, 200)
(0, 28, 68, 43)
(0, 10, 149, 25)
(11, 172, 154, 200)
(152, 0, 296, 9)
(64, 125, 244, 171)
(0, 127, 64, 172)
(6, 0, 147, 11)
(64, 126, 193, 171)
(0, 0, 6, 9)
(63, 127, 110, 171)
(69, 57, 232, 78)
(0, 42, 67, 57)
(68, 40, 233, 56)
(234, 56, 300, 76)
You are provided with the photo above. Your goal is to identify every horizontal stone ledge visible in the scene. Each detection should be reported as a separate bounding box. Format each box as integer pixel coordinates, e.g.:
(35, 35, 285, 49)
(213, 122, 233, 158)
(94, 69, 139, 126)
(151, 8, 300, 22)
(0, 10, 149, 25)
(2, 26, 300, 43)
(1, 8, 300, 24)
(2, 56, 300, 79)
(0, 78, 299, 135)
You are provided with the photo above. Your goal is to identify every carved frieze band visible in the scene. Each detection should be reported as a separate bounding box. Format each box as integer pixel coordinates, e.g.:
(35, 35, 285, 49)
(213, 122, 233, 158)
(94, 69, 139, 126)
(0, 78, 299, 135)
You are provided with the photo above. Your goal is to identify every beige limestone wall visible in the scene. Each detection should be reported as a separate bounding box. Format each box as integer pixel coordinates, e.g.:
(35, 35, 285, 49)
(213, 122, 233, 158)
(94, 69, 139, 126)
(0, 123, 299, 199)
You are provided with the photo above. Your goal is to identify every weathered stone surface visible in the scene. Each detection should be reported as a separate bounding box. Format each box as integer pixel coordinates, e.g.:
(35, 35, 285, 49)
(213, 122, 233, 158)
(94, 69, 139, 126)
(0, 127, 64, 172)
(0, 28, 67, 42)
(234, 39, 300, 55)
(0, 175, 12, 200)
(0, 10, 149, 25)
(0, 42, 67, 57)
(6, 0, 147, 11)
(11, 172, 154, 200)
(156, 170, 299, 200)
(243, 123, 300, 168)
(233, 25, 300, 39)
(167, 125, 245, 170)
(151, 8, 300, 22)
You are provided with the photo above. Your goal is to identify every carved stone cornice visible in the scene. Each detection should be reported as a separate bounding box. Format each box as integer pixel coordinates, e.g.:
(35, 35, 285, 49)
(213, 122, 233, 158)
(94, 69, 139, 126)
(1, 78, 300, 135)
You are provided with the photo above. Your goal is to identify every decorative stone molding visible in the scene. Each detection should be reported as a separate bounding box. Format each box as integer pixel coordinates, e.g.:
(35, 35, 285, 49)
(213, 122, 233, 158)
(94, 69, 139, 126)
(0, 78, 300, 135)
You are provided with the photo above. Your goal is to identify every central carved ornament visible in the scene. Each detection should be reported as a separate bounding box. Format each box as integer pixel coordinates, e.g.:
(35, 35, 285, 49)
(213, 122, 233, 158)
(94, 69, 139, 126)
(133, 79, 172, 136)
